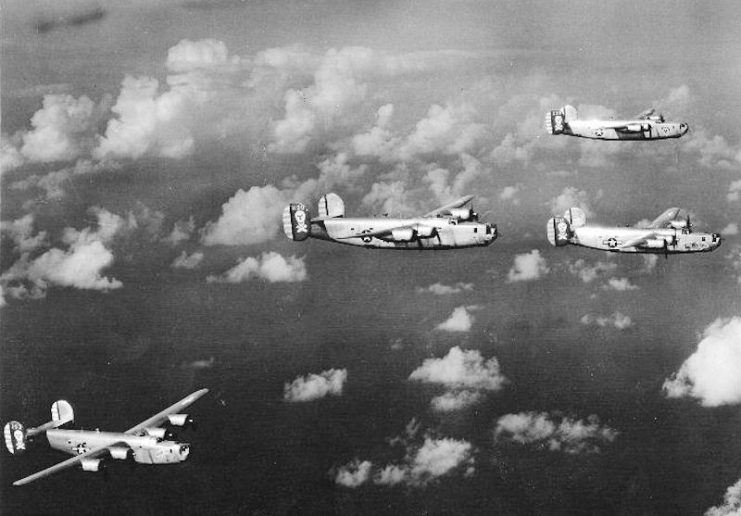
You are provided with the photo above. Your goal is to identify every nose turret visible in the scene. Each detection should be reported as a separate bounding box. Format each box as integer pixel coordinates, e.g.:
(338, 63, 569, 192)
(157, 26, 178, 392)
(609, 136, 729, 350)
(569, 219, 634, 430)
(712, 233, 722, 248)
(679, 122, 689, 136)
(485, 224, 498, 244)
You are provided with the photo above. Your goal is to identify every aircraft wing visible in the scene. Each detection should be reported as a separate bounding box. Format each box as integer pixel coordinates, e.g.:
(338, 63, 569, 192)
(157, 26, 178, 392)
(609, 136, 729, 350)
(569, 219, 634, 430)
(125, 388, 209, 435)
(618, 232, 656, 249)
(647, 208, 681, 229)
(422, 195, 473, 217)
(336, 226, 412, 240)
(13, 444, 120, 486)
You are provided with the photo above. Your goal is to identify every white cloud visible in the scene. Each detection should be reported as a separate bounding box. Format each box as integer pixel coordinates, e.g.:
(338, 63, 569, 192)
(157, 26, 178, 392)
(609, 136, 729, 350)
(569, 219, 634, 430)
(416, 282, 474, 295)
(201, 185, 287, 246)
(728, 181, 741, 203)
(283, 368, 347, 402)
(494, 412, 618, 454)
(548, 186, 594, 218)
(722, 223, 739, 236)
(602, 277, 639, 291)
(166, 38, 237, 73)
(336, 436, 475, 488)
(94, 75, 198, 159)
(568, 259, 617, 283)
(706, 478, 741, 516)
(409, 346, 507, 392)
(580, 312, 634, 330)
(207, 252, 307, 283)
(435, 305, 477, 332)
(430, 390, 483, 412)
(1, 207, 124, 300)
(507, 250, 549, 282)
(663, 317, 741, 407)
(162, 216, 196, 245)
(19, 94, 98, 164)
(499, 184, 522, 205)
(10, 160, 120, 200)
(335, 460, 373, 488)
(1, 133, 24, 171)
(171, 250, 204, 269)
(1, 214, 48, 253)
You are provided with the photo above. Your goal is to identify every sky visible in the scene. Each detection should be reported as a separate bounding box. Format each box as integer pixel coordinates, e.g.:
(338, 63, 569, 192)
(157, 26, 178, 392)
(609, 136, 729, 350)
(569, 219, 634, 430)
(2, 0, 741, 514)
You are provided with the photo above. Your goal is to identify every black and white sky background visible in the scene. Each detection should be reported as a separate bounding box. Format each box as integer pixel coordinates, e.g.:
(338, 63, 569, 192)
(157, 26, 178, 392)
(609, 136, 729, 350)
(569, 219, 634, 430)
(2, 1, 741, 514)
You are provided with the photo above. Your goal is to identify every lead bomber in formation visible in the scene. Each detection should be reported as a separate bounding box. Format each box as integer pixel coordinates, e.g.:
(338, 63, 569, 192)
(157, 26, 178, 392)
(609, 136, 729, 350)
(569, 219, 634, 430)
(546, 105, 689, 140)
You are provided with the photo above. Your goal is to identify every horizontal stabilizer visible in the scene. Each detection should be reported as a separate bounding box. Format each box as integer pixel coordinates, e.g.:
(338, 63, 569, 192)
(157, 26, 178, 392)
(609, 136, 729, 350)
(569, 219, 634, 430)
(563, 207, 586, 228)
(318, 193, 345, 218)
(51, 400, 74, 426)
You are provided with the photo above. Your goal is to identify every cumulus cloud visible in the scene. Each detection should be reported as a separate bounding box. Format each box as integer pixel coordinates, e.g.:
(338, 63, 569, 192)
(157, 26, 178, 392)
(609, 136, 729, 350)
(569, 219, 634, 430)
(335, 460, 373, 488)
(548, 186, 594, 218)
(494, 412, 618, 454)
(435, 305, 477, 332)
(602, 277, 639, 291)
(728, 181, 741, 203)
(416, 282, 474, 295)
(283, 368, 347, 402)
(207, 252, 306, 283)
(335, 434, 475, 488)
(10, 159, 120, 200)
(706, 479, 741, 516)
(201, 185, 287, 246)
(507, 250, 549, 282)
(166, 38, 237, 73)
(722, 223, 739, 236)
(19, 94, 100, 164)
(580, 312, 634, 330)
(1, 209, 125, 300)
(409, 346, 507, 392)
(663, 317, 741, 407)
(410, 346, 506, 412)
(1, 214, 48, 253)
(430, 390, 483, 412)
(171, 250, 204, 269)
(162, 216, 196, 245)
(499, 184, 522, 205)
(568, 259, 617, 283)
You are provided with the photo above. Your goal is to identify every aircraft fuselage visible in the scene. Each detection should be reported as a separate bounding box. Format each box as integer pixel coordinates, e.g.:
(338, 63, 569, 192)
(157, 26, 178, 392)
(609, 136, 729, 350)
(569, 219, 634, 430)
(309, 217, 497, 249)
(568, 226, 721, 253)
(562, 119, 688, 140)
(46, 429, 190, 464)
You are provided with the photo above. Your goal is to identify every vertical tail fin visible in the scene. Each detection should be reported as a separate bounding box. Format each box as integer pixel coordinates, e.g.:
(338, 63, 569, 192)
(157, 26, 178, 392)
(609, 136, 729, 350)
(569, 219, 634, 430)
(282, 203, 311, 241)
(547, 217, 572, 247)
(51, 400, 74, 426)
(4, 421, 27, 455)
(545, 105, 577, 134)
(318, 193, 345, 218)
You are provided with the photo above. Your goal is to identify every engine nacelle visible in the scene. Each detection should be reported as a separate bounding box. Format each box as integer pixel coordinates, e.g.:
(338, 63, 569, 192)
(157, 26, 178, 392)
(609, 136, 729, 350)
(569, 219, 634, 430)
(167, 414, 189, 427)
(626, 123, 642, 132)
(416, 225, 436, 238)
(390, 228, 415, 242)
(81, 458, 102, 472)
(669, 220, 688, 229)
(109, 446, 131, 460)
(449, 208, 473, 221)
(144, 427, 167, 439)
(641, 239, 667, 249)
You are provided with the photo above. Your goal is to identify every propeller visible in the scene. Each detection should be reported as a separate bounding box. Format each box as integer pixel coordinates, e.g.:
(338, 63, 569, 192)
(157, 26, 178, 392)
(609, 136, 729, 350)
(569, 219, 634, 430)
(663, 238, 669, 260)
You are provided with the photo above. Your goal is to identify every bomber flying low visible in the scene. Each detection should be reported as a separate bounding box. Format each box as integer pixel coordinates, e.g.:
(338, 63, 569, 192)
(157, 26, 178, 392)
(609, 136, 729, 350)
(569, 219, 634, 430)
(4, 388, 208, 486)
(545, 105, 689, 140)
(546, 207, 721, 257)
(283, 193, 497, 249)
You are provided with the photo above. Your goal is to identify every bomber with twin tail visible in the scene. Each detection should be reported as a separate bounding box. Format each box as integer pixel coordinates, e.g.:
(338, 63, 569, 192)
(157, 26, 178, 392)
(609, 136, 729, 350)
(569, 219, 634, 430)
(547, 207, 721, 257)
(283, 193, 497, 250)
(545, 105, 689, 140)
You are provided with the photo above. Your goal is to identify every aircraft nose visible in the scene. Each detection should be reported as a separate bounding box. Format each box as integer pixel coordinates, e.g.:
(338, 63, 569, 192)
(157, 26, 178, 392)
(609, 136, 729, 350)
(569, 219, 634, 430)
(679, 122, 689, 134)
(713, 233, 722, 247)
